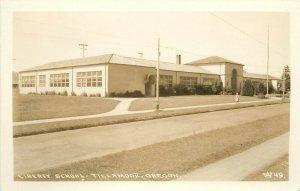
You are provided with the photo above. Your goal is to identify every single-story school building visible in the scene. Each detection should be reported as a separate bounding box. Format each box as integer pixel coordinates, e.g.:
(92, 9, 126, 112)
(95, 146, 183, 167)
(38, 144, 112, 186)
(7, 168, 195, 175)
(19, 54, 283, 97)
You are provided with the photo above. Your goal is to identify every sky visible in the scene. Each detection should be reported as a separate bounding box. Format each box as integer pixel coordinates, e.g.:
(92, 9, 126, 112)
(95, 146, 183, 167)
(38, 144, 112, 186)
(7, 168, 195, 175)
(13, 12, 289, 77)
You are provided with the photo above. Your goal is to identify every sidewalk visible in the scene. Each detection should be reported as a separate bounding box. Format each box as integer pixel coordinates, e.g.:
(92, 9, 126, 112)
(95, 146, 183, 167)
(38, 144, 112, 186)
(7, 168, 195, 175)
(13, 97, 281, 126)
(177, 133, 289, 181)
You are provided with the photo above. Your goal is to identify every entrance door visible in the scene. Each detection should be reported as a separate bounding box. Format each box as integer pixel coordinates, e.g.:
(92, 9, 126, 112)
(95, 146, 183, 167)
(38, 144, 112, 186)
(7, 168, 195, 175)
(231, 69, 237, 94)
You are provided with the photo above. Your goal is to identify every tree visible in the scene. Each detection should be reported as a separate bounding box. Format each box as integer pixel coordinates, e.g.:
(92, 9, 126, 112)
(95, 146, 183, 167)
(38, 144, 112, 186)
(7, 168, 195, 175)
(242, 79, 254, 96)
(281, 65, 290, 91)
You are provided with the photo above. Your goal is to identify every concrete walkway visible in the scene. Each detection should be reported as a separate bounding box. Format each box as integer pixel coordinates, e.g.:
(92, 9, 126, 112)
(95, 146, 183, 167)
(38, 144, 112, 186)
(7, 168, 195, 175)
(13, 97, 281, 126)
(177, 133, 289, 181)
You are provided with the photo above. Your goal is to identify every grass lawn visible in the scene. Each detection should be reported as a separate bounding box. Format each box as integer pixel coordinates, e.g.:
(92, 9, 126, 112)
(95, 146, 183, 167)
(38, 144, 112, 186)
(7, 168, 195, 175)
(129, 95, 262, 111)
(15, 113, 289, 181)
(13, 93, 119, 122)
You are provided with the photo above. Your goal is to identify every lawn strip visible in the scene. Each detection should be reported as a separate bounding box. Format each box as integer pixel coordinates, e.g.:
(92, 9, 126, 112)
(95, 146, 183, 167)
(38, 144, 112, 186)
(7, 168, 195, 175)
(243, 155, 289, 181)
(13, 94, 119, 122)
(129, 95, 263, 111)
(15, 113, 289, 181)
(13, 100, 289, 137)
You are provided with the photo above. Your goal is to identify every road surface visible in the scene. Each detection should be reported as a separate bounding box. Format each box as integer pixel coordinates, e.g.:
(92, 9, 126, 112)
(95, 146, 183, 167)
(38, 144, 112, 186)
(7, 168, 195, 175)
(14, 103, 289, 175)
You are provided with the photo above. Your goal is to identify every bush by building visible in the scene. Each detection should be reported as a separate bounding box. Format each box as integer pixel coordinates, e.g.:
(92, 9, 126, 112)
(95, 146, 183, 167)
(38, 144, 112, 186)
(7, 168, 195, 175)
(243, 79, 254, 96)
(159, 85, 175, 96)
(110, 90, 144, 97)
(257, 83, 266, 95)
(174, 84, 193, 95)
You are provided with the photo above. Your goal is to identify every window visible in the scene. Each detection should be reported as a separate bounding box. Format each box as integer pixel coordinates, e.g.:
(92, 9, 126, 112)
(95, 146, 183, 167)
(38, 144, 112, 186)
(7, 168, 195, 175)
(77, 71, 102, 87)
(50, 73, 69, 87)
(39, 75, 46, 87)
(21, 76, 36, 87)
(180, 76, 197, 89)
(203, 78, 215, 86)
(159, 75, 173, 88)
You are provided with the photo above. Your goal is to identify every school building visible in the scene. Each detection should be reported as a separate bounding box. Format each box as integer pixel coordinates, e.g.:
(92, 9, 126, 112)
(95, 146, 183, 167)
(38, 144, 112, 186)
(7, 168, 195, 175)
(19, 54, 282, 97)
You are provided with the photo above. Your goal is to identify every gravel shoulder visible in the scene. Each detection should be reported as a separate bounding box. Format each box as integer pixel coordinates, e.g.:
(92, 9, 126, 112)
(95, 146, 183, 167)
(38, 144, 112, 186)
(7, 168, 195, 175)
(15, 113, 289, 181)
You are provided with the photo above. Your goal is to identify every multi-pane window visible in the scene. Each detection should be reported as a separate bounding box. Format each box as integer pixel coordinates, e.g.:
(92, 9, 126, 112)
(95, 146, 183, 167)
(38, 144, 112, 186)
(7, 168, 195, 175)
(180, 76, 197, 89)
(159, 75, 173, 88)
(39, 75, 46, 87)
(21, 76, 36, 87)
(50, 73, 69, 87)
(77, 71, 102, 87)
(203, 78, 215, 86)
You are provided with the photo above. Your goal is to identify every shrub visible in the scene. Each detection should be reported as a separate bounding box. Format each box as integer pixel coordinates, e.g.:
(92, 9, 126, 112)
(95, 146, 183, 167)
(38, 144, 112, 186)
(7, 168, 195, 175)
(195, 85, 204, 95)
(159, 85, 175, 96)
(40, 91, 45, 95)
(243, 79, 254, 96)
(109, 90, 144, 97)
(89, 93, 101, 97)
(48, 91, 56, 95)
(268, 82, 274, 94)
(224, 86, 233, 95)
(71, 91, 77, 96)
(61, 90, 68, 96)
(258, 83, 266, 95)
(81, 92, 87, 97)
(202, 85, 213, 95)
(174, 84, 192, 95)
(215, 85, 223, 95)
(110, 92, 116, 97)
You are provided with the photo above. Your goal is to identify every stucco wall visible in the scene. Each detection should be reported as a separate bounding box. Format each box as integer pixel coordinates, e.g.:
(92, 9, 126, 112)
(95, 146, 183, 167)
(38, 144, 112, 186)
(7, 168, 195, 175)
(195, 64, 225, 75)
(224, 63, 244, 92)
(108, 64, 154, 96)
(107, 64, 221, 97)
(19, 64, 107, 96)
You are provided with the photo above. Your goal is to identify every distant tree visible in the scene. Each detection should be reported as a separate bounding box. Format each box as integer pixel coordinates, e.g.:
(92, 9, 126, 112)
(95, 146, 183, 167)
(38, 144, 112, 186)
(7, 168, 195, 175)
(281, 65, 290, 91)
(243, 79, 254, 96)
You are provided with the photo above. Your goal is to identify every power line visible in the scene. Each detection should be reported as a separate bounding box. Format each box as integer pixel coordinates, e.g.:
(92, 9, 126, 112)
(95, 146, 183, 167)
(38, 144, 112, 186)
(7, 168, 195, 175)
(208, 12, 289, 60)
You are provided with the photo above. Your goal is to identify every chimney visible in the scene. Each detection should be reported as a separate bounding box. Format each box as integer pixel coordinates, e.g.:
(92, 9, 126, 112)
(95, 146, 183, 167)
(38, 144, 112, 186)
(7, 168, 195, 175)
(176, 54, 181, 64)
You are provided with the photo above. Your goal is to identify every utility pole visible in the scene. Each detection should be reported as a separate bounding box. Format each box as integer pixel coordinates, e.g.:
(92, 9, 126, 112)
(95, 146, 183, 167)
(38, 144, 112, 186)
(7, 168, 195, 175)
(78, 43, 88, 57)
(156, 38, 160, 110)
(266, 25, 269, 98)
(282, 78, 285, 100)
